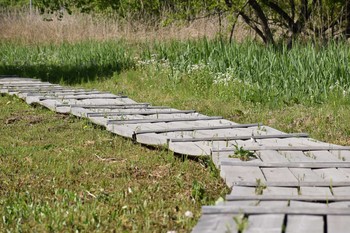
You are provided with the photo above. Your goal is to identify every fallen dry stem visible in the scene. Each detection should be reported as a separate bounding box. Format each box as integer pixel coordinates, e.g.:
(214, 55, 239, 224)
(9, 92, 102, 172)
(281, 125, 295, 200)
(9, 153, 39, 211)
(94, 154, 119, 163)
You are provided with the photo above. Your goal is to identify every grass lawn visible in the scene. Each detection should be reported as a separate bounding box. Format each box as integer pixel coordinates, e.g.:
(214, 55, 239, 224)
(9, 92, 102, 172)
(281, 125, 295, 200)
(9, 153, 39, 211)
(0, 94, 228, 232)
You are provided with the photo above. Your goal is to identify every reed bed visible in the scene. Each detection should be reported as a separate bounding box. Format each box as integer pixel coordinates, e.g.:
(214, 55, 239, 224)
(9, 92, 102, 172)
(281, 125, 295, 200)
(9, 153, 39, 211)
(0, 9, 230, 44)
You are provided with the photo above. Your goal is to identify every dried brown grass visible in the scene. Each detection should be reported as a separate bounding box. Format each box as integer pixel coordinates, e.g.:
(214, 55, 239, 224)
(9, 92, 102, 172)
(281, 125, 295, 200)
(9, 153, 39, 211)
(0, 9, 252, 44)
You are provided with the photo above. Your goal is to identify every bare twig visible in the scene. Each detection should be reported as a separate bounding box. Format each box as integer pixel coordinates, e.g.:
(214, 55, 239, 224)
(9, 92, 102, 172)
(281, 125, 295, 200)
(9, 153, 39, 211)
(85, 190, 97, 198)
(94, 154, 118, 162)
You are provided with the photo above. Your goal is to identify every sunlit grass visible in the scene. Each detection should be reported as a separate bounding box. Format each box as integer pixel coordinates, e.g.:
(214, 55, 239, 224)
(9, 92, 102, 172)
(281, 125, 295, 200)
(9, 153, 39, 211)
(0, 95, 228, 232)
(1, 39, 349, 105)
(1, 38, 349, 145)
(138, 39, 350, 105)
(78, 68, 350, 146)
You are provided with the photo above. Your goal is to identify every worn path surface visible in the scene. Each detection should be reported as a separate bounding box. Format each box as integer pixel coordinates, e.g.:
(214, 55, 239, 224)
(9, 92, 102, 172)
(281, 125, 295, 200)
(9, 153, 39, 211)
(2, 76, 350, 233)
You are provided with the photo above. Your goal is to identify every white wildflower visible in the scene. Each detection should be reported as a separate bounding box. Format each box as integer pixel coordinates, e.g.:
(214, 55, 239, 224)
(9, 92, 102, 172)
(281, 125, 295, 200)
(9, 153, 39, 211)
(184, 210, 193, 218)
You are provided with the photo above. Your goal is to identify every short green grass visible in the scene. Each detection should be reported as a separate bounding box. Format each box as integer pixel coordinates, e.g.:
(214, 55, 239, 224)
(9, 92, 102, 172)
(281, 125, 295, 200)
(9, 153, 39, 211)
(0, 95, 228, 232)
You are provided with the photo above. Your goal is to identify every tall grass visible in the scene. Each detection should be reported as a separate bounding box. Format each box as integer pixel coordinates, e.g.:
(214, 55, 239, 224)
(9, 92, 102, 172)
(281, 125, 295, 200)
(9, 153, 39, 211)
(139, 39, 350, 105)
(0, 41, 134, 84)
(1, 38, 349, 105)
(0, 9, 225, 44)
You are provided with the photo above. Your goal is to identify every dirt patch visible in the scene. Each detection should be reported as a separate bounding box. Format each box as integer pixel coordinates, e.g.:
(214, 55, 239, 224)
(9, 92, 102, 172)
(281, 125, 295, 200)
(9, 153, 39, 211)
(4, 116, 22, 125)
(4, 114, 44, 125)
(27, 115, 44, 125)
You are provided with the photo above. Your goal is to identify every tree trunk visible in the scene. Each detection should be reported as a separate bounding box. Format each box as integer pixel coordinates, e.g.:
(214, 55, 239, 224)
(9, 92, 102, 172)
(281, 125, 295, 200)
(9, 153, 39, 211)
(248, 0, 275, 45)
(346, 0, 350, 39)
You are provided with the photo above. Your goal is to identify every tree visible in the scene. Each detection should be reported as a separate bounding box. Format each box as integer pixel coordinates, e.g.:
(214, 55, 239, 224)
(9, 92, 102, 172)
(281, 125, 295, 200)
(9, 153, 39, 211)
(33, 0, 350, 45)
(227, 0, 350, 46)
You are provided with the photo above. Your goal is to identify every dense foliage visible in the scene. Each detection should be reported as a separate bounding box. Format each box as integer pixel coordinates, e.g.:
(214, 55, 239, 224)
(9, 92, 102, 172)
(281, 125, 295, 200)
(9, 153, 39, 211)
(0, 0, 28, 8)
